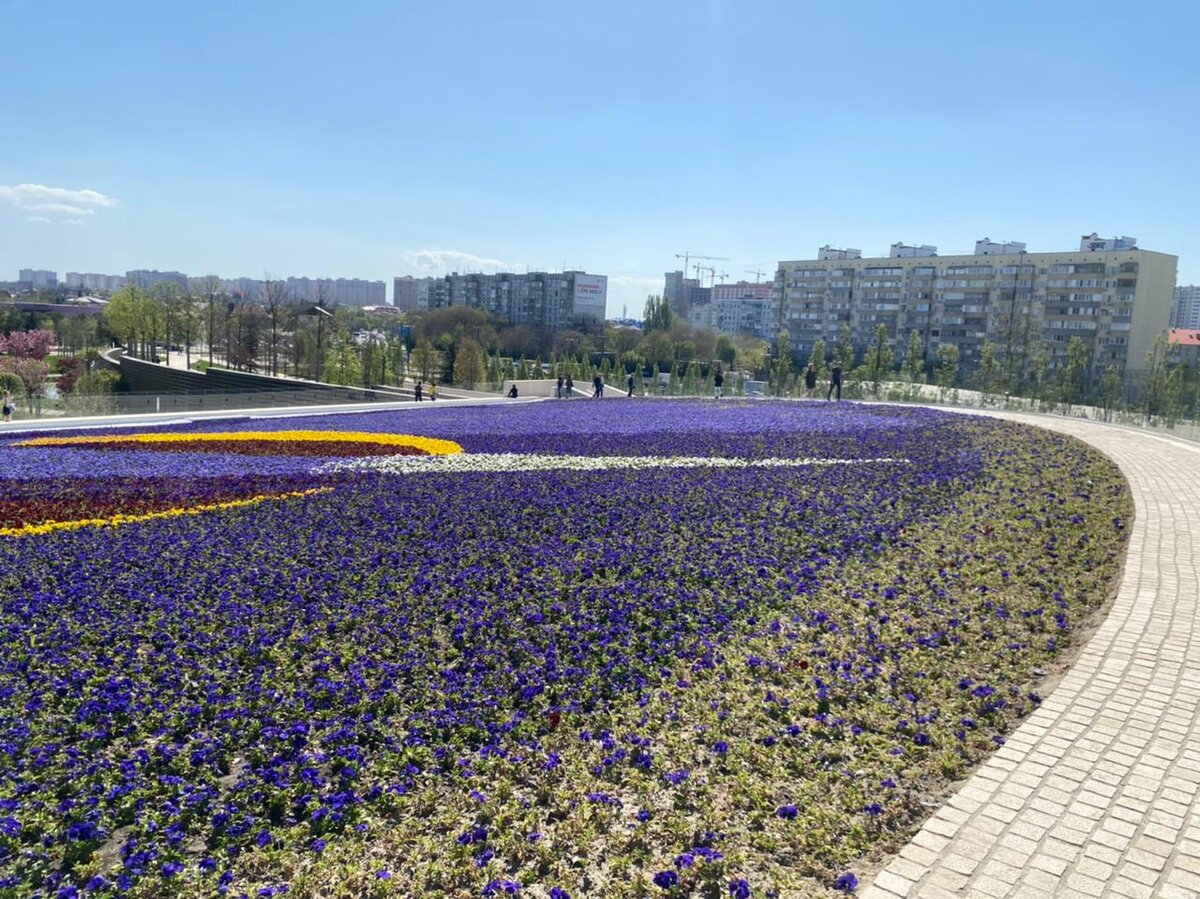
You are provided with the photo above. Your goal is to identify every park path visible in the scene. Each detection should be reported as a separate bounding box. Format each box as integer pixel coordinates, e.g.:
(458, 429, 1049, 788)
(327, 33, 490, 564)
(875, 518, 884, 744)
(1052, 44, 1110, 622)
(863, 411, 1200, 898)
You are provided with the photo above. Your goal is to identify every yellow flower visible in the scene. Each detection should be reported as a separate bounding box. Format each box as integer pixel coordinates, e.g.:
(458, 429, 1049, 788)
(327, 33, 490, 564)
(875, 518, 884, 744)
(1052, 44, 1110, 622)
(17, 431, 463, 456)
(0, 488, 333, 539)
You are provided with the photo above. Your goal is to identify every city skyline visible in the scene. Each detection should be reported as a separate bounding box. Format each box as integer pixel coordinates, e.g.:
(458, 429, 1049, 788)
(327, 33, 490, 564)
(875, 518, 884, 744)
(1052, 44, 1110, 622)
(2, 1, 1197, 318)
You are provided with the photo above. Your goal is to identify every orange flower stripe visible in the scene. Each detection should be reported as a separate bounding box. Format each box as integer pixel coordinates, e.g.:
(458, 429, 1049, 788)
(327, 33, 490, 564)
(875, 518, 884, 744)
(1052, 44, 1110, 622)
(0, 488, 334, 538)
(17, 431, 464, 455)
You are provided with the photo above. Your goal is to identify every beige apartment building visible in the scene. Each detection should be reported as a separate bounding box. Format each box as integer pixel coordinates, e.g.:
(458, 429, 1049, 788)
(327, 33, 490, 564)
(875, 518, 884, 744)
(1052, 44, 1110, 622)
(775, 235, 1177, 380)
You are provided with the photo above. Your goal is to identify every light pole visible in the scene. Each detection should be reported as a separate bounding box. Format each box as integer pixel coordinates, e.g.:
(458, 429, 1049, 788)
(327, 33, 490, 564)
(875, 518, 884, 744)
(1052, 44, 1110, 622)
(301, 305, 333, 382)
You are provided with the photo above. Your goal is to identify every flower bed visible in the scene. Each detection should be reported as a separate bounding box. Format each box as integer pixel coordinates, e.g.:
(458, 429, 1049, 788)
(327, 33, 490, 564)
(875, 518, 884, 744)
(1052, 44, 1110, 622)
(0, 402, 1128, 898)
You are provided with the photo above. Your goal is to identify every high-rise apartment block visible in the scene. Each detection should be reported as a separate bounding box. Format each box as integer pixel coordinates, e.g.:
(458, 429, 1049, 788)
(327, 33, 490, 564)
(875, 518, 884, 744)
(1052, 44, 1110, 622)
(663, 270, 706, 313)
(688, 281, 776, 339)
(18, 269, 57, 288)
(126, 269, 189, 291)
(1173, 285, 1200, 330)
(775, 235, 1177, 379)
(395, 271, 607, 328)
(65, 272, 127, 292)
(285, 277, 386, 307)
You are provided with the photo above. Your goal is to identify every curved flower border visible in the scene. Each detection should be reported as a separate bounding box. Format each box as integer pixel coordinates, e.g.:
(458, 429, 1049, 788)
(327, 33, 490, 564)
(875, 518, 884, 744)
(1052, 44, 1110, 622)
(0, 487, 333, 538)
(321, 452, 912, 475)
(14, 430, 464, 456)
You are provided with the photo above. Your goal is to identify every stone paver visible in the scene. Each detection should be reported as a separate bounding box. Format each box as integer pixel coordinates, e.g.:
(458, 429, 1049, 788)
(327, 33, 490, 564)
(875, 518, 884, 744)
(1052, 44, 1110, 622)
(863, 411, 1200, 898)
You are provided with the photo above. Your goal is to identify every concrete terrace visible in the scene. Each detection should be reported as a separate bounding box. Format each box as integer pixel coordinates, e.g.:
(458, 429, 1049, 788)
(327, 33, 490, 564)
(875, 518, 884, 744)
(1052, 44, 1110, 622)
(864, 410, 1200, 899)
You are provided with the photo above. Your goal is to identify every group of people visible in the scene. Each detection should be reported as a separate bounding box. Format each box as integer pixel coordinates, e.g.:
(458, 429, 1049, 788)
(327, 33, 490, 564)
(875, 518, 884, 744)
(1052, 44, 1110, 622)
(412, 380, 438, 402)
(554, 375, 576, 399)
(801, 362, 843, 400)
(535, 363, 844, 402)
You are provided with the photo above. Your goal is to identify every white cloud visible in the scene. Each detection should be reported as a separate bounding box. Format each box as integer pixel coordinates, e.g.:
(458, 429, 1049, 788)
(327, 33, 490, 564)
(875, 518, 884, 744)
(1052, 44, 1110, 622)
(1, 183, 117, 225)
(25, 215, 52, 223)
(24, 202, 95, 216)
(397, 248, 527, 275)
(0, 183, 117, 210)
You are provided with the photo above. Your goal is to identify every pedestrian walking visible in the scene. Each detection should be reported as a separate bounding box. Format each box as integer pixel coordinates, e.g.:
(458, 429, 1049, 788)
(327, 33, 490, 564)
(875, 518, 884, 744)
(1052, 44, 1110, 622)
(556, 375, 564, 399)
(429, 382, 438, 402)
(826, 363, 843, 401)
(804, 364, 817, 398)
(626, 372, 635, 397)
(414, 380, 423, 402)
(565, 375, 574, 398)
(1, 391, 12, 422)
(713, 368, 724, 399)
(592, 374, 603, 398)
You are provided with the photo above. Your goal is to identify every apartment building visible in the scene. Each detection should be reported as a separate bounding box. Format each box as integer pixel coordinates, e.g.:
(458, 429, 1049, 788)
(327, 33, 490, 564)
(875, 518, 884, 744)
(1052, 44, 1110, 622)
(18, 269, 57, 289)
(775, 235, 1177, 379)
(1173, 285, 1200, 330)
(687, 281, 776, 339)
(65, 272, 127, 292)
(126, 269, 189, 291)
(400, 271, 607, 329)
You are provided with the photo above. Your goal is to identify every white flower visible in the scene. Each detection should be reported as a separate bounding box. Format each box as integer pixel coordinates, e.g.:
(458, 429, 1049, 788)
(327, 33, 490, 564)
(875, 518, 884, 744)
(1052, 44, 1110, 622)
(317, 453, 910, 476)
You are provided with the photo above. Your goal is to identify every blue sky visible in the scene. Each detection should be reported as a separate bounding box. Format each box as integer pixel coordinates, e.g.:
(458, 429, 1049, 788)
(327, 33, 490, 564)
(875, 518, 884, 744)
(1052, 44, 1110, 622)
(2, 0, 1197, 317)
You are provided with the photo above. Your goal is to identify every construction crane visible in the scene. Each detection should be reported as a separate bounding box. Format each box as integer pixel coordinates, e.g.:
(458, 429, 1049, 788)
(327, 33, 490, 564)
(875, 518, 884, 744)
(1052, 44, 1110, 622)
(675, 251, 729, 278)
(716, 271, 729, 284)
(745, 268, 767, 283)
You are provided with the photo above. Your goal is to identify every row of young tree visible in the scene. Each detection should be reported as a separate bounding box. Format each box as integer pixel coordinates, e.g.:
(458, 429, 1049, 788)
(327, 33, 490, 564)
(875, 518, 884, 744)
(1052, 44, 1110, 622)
(8, 286, 1197, 425)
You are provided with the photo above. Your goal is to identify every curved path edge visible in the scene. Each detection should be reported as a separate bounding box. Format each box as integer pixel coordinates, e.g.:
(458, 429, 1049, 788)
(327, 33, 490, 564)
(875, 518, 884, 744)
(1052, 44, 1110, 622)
(863, 409, 1200, 898)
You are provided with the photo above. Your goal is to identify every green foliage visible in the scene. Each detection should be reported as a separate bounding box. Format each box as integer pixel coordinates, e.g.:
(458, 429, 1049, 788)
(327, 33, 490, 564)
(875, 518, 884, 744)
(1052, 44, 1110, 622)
(808, 338, 828, 381)
(974, 341, 1002, 405)
(452, 338, 486, 387)
(835, 323, 854, 372)
(936, 343, 960, 396)
(1100, 365, 1122, 419)
(411, 338, 440, 382)
(715, 335, 737, 367)
(902, 330, 925, 384)
(1058, 336, 1089, 411)
(642, 295, 674, 333)
(864, 325, 895, 398)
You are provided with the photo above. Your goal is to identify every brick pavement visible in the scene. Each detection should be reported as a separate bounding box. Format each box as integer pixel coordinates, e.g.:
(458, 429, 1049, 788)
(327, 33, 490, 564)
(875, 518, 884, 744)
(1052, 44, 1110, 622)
(862, 411, 1200, 898)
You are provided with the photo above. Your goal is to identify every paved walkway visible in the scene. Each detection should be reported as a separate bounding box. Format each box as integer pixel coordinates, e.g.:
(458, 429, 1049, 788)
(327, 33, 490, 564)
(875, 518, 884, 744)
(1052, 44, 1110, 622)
(864, 410, 1200, 899)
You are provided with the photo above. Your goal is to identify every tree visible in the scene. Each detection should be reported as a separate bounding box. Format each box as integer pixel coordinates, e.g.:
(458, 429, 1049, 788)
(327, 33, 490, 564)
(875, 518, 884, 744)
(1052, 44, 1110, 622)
(835, 323, 854, 372)
(1, 358, 50, 415)
(936, 343, 960, 398)
(1058, 336, 1089, 413)
(643, 295, 673, 333)
(1100, 364, 1122, 420)
(1032, 345, 1052, 409)
(808, 337, 828, 381)
(902, 330, 925, 385)
(864, 324, 895, 397)
(772, 331, 793, 395)
(453, 337, 487, 387)
(0, 329, 55, 360)
(324, 334, 362, 386)
(715, 335, 737, 368)
(974, 341, 1002, 405)
(411, 338, 439, 381)
(260, 277, 289, 377)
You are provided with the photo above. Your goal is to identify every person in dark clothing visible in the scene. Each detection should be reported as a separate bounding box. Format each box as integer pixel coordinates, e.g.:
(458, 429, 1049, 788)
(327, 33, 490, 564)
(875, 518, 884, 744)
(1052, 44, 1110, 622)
(556, 375, 564, 399)
(565, 375, 574, 398)
(827, 363, 843, 401)
(508, 384, 519, 398)
(414, 380, 424, 402)
(592, 374, 604, 398)
(804, 364, 817, 398)
(626, 372, 635, 397)
(713, 369, 724, 399)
